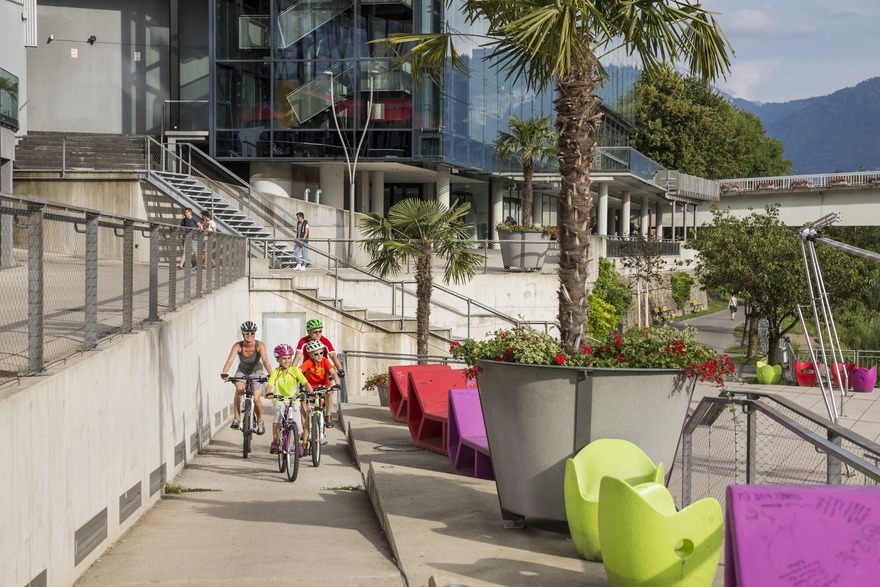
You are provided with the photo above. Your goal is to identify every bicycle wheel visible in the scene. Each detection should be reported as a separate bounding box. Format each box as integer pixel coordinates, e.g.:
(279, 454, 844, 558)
(311, 411, 322, 466)
(242, 399, 252, 459)
(285, 433, 299, 482)
(277, 428, 287, 472)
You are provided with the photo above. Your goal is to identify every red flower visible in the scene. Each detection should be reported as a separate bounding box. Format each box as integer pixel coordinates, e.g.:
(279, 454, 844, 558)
(617, 354, 626, 363)
(582, 345, 593, 354)
(554, 353, 566, 365)
(613, 332, 622, 348)
(449, 341, 461, 352)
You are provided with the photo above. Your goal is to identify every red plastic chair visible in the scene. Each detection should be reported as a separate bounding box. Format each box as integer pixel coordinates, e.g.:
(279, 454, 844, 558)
(794, 361, 820, 387)
(831, 363, 858, 390)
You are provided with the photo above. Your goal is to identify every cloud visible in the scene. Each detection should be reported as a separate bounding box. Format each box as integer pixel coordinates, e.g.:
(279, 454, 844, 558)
(719, 59, 782, 102)
(725, 8, 776, 36)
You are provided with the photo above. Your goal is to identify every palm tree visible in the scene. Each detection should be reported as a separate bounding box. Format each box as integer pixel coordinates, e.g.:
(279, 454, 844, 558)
(0, 76, 17, 100)
(360, 198, 483, 357)
(493, 115, 557, 226)
(382, 1, 731, 352)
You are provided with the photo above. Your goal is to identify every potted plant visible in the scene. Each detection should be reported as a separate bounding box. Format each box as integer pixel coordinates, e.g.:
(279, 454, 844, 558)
(869, 175, 880, 185)
(451, 324, 734, 526)
(790, 178, 815, 189)
(495, 221, 555, 271)
(719, 182, 741, 192)
(827, 176, 850, 187)
(757, 180, 778, 190)
(362, 371, 390, 407)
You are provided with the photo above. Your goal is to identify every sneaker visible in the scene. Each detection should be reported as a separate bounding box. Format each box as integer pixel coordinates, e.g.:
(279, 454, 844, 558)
(303, 446, 311, 457)
(297, 444, 304, 458)
(256, 421, 266, 435)
(296, 265, 306, 271)
(325, 418, 335, 429)
(230, 418, 240, 429)
(270, 440, 280, 454)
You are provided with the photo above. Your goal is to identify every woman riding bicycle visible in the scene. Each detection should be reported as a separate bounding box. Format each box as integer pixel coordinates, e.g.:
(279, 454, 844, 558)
(265, 343, 312, 456)
(220, 320, 273, 433)
(294, 319, 344, 428)
(299, 338, 341, 440)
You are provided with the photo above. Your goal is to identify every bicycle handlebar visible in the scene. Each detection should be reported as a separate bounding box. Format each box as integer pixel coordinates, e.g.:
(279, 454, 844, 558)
(223, 374, 268, 384)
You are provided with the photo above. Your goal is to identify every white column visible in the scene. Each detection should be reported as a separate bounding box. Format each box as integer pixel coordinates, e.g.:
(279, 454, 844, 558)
(655, 202, 663, 238)
(491, 178, 503, 248)
(597, 182, 609, 235)
(671, 201, 677, 241)
(622, 191, 631, 236)
(370, 171, 385, 214)
(640, 195, 650, 235)
(359, 170, 370, 214)
(436, 168, 450, 208)
(692, 204, 698, 238)
(681, 202, 688, 241)
(319, 163, 345, 210)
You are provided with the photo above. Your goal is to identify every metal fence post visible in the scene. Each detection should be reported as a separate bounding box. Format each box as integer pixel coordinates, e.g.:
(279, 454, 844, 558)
(182, 235, 192, 305)
(196, 232, 204, 297)
(168, 232, 177, 312)
(149, 223, 160, 321)
(122, 219, 134, 332)
(339, 353, 348, 403)
(27, 204, 45, 373)
(746, 403, 757, 484)
(681, 429, 692, 507)
(827, 431, 842, 485)
(84, 212, 99, 350)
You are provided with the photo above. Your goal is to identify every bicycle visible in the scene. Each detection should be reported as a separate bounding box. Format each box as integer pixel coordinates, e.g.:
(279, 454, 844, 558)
(266, 392, 301, 482)
(302, 384, 339, 467)
(224, 374, 267, 459)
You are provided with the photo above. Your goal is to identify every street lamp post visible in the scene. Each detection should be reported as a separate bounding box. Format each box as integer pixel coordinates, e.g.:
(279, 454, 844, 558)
(325, 68, 378, 263)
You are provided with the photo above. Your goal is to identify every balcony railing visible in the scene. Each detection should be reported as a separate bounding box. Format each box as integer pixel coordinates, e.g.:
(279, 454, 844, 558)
(719, 171, 880, 193)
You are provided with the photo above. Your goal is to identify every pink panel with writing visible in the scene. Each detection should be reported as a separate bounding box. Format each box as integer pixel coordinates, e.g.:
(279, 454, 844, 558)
(726, 484, 880, 587)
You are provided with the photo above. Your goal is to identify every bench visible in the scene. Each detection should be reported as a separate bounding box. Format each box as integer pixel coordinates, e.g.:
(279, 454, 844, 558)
(387, 364, 451, 423)
(447, 388, 494, 480)
(406, 371, 471, 455)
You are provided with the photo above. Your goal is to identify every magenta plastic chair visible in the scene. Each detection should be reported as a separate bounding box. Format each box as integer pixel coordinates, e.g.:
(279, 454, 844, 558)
(850, 366, 877, 393)
(447, 388, 494, 480)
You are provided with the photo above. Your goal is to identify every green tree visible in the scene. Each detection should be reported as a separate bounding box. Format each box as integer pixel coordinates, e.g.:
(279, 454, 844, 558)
(632, 66, 790, 179)
(686, 205, 863, 364)
(493, 115, 557, 226)
(360, 198, 483, 357)
(382, 1, 732, 352)
(670, 272, 695, 313)
(592, 257, 631, 326)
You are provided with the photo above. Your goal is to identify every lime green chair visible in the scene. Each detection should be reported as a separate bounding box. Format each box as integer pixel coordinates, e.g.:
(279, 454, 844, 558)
(563, 438, 664, 561)
(597, 476, 723, 587)
(756, 360, 782, 384)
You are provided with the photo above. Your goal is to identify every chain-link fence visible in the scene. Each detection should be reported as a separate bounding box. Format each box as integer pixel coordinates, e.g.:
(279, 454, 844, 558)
(0, 193, 247, 386)
(339, 350, 466, 405)
(673, 391, 880, 515)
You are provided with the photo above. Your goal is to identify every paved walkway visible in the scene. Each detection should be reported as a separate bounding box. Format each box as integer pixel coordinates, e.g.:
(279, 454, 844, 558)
(74, 310, 880, 587)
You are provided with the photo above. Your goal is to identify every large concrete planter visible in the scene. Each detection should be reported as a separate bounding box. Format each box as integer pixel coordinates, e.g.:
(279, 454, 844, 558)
(497, 229, 549, 271)
(475, 360, 696, 526)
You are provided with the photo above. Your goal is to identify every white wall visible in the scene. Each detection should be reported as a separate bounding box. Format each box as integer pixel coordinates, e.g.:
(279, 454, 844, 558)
(0, 280, 248, 587)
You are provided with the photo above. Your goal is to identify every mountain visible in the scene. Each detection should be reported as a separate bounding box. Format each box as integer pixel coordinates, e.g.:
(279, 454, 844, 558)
(728, 77, 880, 175)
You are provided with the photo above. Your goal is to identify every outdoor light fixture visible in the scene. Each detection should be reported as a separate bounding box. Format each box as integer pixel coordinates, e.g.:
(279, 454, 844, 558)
(47, 34, 54, 44)
(87, 35, 96, 45)
(325, 68, 379, 262)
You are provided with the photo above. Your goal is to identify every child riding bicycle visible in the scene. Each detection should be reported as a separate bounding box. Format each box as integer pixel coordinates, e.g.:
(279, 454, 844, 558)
(294, 319, 344, 428)
(264, 344, 313, 457)
(299, 338, 342, 448)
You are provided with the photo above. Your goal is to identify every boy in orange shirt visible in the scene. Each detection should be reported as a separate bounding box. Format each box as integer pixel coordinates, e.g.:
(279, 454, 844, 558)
(299, 339, 341, 446)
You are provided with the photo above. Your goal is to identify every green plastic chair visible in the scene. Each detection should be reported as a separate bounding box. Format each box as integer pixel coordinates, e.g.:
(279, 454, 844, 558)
(756, 360, 782, 384)
(563, 438, 664, 561)
(597, 477, 723, 587)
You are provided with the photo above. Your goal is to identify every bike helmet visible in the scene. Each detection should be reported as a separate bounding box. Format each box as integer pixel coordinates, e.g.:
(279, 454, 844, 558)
(305, 339, 325, 354)
(305, 319, 323, 332)
(240, 320, 258, 333)
(274, 343, 295, 358)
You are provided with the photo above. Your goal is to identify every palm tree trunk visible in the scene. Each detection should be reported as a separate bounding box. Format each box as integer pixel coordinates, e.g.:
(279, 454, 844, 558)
(555, 59, 602, 353)
(415, 247, 433, 358)
(522, 161, 534, 226)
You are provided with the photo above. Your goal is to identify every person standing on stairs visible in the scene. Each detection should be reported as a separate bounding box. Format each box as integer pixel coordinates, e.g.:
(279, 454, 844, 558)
(177, 207, 203, 269)
(294, 212, 309, 270)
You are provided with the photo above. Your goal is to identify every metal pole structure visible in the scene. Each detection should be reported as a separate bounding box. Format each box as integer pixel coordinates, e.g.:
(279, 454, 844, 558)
(325, 68, 378, 263)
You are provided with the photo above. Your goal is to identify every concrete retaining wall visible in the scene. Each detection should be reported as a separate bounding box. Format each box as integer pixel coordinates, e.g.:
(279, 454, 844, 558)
(0, 280, 248, 587)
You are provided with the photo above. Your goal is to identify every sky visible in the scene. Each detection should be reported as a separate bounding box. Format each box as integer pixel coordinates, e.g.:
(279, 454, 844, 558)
(700, 0, 880, 104)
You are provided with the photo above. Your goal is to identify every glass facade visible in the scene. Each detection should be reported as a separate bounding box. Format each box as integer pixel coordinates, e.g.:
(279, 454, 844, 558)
(0, 67, 19, 132)
(214, 0, 416, 159)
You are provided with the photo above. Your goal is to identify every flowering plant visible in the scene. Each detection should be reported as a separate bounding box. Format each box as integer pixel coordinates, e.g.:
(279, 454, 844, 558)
(790, 179, 814, 188)
(827, 176, 850, 185)
(496, 221, 557, 239)
(757, 181, 778, 190)
(719, 183, 741, 192)
(362, 371, 389, 392)
(450, 324, 735, 388)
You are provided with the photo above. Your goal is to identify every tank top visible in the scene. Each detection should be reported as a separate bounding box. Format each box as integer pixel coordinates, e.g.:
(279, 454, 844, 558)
(237, 340, 262, 373)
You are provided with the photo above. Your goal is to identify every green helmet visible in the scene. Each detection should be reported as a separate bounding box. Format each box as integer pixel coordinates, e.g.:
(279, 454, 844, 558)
(306, 319, 323, 331)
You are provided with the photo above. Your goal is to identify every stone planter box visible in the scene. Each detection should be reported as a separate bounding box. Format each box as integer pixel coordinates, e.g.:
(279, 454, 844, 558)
(376, 384, 389, 407)
(476, 360, 696, 526)
(497, 229, 549, 271)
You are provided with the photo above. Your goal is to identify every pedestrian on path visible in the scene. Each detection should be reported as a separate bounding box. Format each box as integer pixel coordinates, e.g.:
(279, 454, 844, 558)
(729, 295, 738, 321)
(177, 207, 203, 269)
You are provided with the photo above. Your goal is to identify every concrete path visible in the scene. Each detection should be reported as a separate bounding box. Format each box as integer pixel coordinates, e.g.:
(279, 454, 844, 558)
(74, 417, 404, 586)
